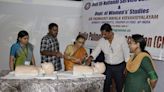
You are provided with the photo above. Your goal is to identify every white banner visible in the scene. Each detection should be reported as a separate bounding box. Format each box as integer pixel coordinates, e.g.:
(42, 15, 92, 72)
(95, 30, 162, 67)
(81, 0, 164, 60)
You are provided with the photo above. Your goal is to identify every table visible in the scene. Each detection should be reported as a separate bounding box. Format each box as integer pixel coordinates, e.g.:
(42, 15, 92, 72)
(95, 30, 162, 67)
(0, 70, 105, 92)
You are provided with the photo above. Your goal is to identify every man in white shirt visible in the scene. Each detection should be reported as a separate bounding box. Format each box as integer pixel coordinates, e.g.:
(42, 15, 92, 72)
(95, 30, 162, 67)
(87, 23, 130, 92)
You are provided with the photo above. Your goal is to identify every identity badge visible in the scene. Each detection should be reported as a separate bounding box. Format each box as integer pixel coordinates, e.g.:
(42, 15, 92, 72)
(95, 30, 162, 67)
(24, 60, 30, 65)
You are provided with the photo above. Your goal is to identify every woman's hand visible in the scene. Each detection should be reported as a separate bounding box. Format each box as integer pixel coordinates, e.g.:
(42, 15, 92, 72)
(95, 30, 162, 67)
(150, 79, 158, 89)
(75, 58, 82, 64)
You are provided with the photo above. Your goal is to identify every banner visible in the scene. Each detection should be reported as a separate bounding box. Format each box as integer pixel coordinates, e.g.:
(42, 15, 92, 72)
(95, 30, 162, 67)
(81, 0, 164, 60)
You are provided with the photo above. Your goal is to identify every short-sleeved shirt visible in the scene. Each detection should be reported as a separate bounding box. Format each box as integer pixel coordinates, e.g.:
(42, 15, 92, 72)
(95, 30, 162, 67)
(40, 34, 62, 71)
(10, 42, 33, 67)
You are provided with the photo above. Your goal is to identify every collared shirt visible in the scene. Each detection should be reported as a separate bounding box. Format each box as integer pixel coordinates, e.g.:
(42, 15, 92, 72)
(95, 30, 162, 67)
(40, 34, 62, 71)
(91, 34, 130, 65)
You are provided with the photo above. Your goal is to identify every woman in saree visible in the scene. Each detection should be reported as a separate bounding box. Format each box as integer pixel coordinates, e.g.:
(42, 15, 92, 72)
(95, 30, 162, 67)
(124, 34, 158, 92)
(64, 35, 88, 71)
(9, 30, 35, 71)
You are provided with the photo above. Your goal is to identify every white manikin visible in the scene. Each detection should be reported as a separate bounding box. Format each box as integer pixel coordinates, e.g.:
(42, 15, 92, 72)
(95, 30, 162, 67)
(73, 62, 106, 75)
(14, 62, 54, 76)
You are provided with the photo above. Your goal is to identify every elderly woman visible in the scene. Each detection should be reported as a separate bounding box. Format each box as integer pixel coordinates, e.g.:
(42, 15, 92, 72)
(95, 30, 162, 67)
(64, 35, 88, 71)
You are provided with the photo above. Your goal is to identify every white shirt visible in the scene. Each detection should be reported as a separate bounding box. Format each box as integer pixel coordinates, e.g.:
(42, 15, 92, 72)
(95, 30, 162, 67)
(91, 34, 130, 65)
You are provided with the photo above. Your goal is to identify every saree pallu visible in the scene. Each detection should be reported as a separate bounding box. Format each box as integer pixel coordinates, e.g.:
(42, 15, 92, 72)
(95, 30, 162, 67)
(14, 43, 33, 67)
(64, 45, 87, 71)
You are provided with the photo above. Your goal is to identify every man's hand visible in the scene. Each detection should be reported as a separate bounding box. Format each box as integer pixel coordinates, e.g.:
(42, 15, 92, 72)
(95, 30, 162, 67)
(55, 52, 63, 58)
(86, 56, 93, 65)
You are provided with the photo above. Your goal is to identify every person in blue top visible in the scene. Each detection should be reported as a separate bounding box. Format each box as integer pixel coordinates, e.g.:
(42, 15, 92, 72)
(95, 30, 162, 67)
(9, 30, 35, 71)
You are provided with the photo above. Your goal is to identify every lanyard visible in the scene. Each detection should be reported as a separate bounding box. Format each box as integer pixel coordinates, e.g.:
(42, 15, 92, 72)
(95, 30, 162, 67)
(19, 43, 28, 58)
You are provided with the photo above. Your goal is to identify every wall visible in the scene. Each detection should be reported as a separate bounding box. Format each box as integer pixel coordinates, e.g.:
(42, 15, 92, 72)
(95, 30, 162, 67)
(154, 60, 164, 92)
(0, 0, 82, 70)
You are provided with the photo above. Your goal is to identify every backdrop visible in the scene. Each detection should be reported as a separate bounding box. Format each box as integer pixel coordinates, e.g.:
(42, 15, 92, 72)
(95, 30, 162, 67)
(81, 0, 164, 60)
(0, 0, 82, 70)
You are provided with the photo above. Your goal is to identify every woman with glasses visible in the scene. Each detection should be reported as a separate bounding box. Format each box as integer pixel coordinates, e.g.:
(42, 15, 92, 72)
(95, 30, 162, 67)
(64, 35, 88, 71)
